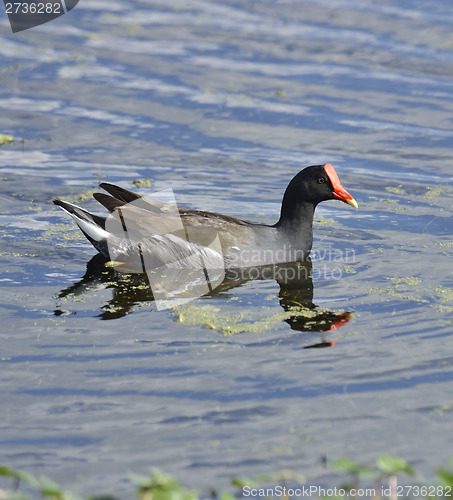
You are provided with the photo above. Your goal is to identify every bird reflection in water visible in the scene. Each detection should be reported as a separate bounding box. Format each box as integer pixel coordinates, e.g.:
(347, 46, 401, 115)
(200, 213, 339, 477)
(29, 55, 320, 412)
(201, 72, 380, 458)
(55, 255, 351, 348)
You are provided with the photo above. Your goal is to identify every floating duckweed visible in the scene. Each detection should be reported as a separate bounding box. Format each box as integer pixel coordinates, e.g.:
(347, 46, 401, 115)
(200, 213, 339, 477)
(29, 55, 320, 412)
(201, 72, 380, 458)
(102, 304, 126, 314)
(83, 33, 107, 40)
(173, 304, 329, 335)
(314, 217, 335, 226)
(128, 283, 150, 291)
(55, 190, 97, 204)
(434, 287, 453, 303)
(435, 241, 453, 257)
(367, 288, 427, 303)
(435, 305, 453, 313)
(0, 251, 23, 258)
(77, 189, 96, 202)
(367, 276, 427, 303)
(388, 277, 422, 287)
(0, 134, 13, 146)
(132, 178, 152, 188)
(101, 12, 119, 21)
(38, 223, 82, 243)
(26, 205, 42, 212)
(385, 186, 406, 195)
(424, 186, 444, 200)
(105, 260, 124, 268)
(438, 318, 453, 325)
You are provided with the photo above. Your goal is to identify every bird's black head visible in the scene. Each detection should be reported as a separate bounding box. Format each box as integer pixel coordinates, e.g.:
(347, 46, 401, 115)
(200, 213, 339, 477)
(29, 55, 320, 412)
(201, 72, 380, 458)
(278, 164, 357, 225)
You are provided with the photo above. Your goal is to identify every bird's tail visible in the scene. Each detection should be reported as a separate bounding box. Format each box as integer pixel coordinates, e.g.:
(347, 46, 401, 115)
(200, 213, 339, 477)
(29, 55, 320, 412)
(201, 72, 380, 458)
(53, 199, 110, 256)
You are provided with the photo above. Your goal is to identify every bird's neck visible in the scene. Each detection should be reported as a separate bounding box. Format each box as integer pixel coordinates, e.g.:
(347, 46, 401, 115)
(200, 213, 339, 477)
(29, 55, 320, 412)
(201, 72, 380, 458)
(274, 201, 316, 255)
(276, 199, 316, 227)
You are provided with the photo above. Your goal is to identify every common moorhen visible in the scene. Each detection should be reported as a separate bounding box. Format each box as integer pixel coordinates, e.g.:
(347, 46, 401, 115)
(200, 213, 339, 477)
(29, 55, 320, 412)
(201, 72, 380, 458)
(54, 164, 357, 269)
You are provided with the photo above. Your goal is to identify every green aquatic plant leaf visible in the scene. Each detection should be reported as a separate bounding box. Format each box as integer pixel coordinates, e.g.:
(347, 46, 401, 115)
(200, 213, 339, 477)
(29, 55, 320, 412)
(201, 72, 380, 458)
(40, 479, 67, 500)
(219, 493, 236, 500)
(132, 470, 199, 500)
(231, 477, 256, 489)
(333, 458, 375, 477)
(333, 458, 359, 472)
(438, 466, 453, 488)
(0, 464, 40, 487)
(376, 455, 414, 476)
(86, 496, 119, 500)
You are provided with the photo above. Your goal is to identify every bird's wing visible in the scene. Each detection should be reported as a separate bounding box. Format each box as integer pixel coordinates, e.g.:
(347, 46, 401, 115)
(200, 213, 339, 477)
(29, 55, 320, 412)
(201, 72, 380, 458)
(104, 195, 256, 251)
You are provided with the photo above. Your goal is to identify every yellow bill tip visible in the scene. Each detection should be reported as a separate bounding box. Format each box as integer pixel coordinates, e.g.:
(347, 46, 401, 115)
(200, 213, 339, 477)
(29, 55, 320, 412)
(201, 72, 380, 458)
(346, 197, 358, 209)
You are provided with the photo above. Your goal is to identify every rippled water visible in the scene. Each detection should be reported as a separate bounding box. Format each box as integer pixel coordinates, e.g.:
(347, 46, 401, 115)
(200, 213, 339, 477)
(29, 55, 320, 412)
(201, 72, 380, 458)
(1, 0, 453, 497)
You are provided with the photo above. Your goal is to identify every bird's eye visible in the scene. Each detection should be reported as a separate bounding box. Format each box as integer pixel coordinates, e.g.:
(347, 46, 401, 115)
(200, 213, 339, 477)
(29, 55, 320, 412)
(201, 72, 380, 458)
(318, 177, 326, 184)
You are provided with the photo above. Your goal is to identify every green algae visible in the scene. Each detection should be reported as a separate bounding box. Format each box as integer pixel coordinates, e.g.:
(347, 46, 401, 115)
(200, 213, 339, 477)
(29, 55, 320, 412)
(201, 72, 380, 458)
(434, 286, 453, 303)
(366, 279, 453, 312)
(385, 185, 406, 195)
(389, 277, 422, 287)
(26, 205, 43, 212)
(367, 276, 428, 303)
(132, 178, 152, 188)
(0, 250, 44, 258)
(372, 195, 408, 213)
(54, 189, 97, 204)
(76, 189, 97, 202)
(424, 186, 444, 200)
(435, 241, 453, 257)
(173, 303, 332, 335)
(435, 305, 453, 314)
(434, 287, 453, 312)
(37, 222, 83, 243)
(0, 134, 13, 146)
(314, 216, 335, 226)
